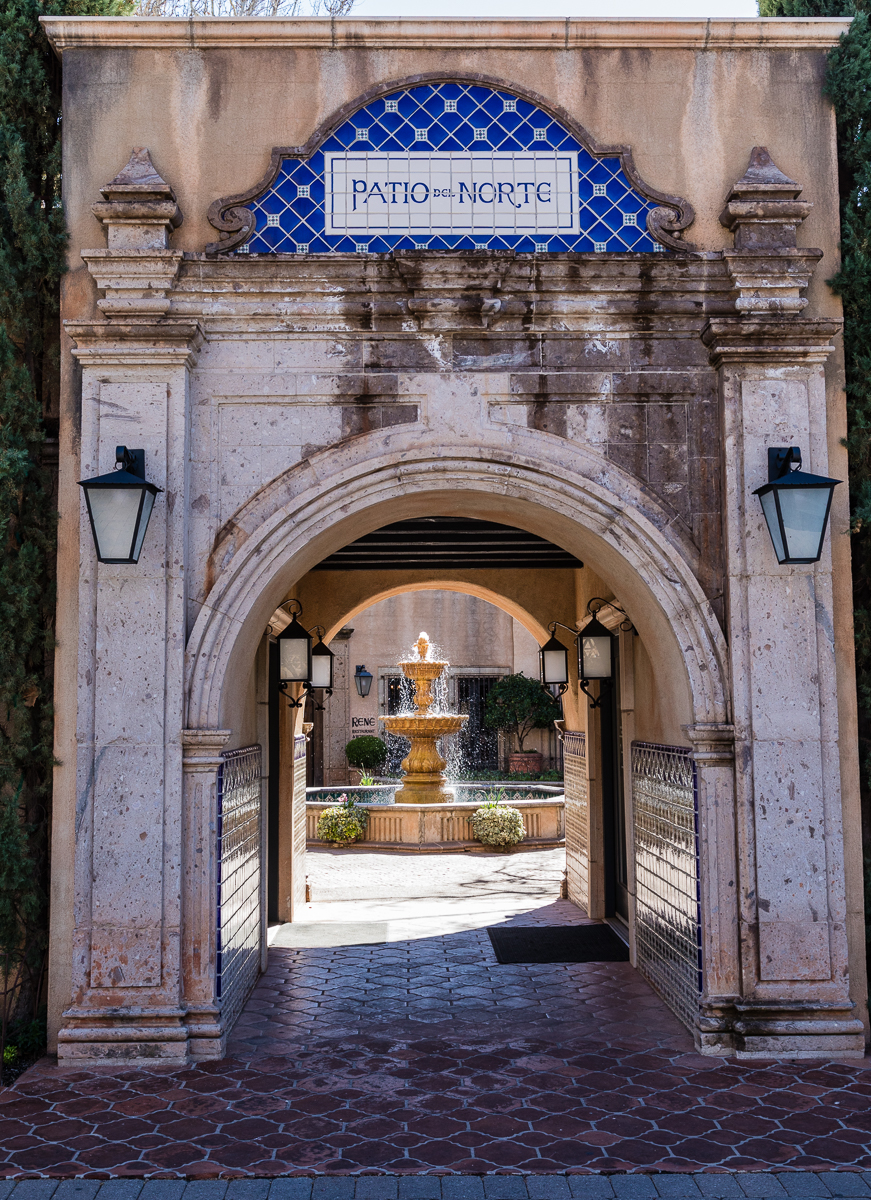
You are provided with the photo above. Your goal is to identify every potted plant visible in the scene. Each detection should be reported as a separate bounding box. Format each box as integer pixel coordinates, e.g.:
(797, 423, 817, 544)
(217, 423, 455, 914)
(316, 793, 371, 847)
(483, 672, 561, 776)
(470, 791, 526, 849)
(345, 735, 388, 783)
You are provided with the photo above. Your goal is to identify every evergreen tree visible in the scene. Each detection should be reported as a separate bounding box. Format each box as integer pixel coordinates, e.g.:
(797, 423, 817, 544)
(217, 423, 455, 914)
(0, 0, 124, 1060)
(760, 0, 871, 979)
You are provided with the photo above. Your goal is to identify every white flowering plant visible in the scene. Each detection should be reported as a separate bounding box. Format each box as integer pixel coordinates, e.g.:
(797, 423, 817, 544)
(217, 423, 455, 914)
(316, 794, 370, 844)
(470, 794, 525, 848)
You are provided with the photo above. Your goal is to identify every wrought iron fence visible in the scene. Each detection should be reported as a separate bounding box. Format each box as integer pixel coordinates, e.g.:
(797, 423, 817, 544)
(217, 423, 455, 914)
(217, 745, 263, 1033)
(561, 730, 588, 909)
(631, 741, 701, 1032)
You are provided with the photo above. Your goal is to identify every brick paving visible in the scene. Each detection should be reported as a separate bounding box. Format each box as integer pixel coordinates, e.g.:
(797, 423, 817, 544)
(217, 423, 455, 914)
(2, 849, 870, 1179)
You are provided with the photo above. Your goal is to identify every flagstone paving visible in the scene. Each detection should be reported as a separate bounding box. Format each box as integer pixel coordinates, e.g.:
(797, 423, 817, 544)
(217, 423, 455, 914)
(2, 849, 870, 1178)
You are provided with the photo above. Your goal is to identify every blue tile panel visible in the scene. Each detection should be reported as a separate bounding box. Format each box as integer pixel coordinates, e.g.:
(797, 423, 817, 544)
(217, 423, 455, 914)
(239, 82, 662, 255)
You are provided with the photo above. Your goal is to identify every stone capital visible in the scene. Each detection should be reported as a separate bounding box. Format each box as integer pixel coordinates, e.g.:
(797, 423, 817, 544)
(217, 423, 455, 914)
(682, 722, 736, 766)
(65, 319, 205, 369)
(701, 316, 840, 368)
(182, 729, 233, 768)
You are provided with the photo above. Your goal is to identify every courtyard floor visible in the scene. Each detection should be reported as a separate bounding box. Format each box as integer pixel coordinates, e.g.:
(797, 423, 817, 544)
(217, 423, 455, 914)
(2, 848, 871, 1179)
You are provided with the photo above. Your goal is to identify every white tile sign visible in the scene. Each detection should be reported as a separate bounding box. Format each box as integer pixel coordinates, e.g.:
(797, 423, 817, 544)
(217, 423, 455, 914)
(325, 152, 580, 235)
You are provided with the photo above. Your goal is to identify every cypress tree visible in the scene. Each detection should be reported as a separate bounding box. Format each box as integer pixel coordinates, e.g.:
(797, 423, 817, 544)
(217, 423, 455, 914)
(0, 0, 126, 1065)
(760, 0, 871, 983)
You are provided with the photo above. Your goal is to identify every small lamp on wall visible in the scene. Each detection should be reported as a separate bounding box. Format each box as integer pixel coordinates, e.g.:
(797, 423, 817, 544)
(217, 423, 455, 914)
(310, 628, 335, 693)
(754, 447, 841, 565)
(539, 628, 569, 696)
(78, 446, 162, 565)
(354, 665, 373, 698)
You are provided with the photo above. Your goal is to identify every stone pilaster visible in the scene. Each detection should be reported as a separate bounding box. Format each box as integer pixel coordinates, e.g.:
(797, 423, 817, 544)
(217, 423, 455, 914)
(699, 155, 863, 1054)
(58, 151, 209, 1062)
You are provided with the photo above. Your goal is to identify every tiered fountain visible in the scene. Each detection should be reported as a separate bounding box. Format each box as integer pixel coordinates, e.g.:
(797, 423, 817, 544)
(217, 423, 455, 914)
(380, 632, 468, 804)
(306, 630, 566, 849)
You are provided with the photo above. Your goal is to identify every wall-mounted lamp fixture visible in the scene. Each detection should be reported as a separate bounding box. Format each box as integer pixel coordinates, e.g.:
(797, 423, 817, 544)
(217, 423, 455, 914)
(78, 446, 162, 565)
(540, 598, 633, 709)
(354, 665, 374, 698)
(274, 601, 333, 709)
(753, 447, 841, 565)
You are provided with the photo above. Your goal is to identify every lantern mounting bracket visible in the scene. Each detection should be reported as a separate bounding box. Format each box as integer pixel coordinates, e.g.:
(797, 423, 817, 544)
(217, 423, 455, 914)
(768, 445, 801, 481)
(115, 445, 145, 479)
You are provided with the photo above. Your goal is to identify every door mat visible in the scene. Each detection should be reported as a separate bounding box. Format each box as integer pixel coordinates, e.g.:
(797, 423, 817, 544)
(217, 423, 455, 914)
(487, 923, 630, 964)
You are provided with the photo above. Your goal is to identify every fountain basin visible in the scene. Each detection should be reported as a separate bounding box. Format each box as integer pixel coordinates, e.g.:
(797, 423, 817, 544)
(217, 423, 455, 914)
(306, 795, 565, 851)
(380, 711, 469, 804)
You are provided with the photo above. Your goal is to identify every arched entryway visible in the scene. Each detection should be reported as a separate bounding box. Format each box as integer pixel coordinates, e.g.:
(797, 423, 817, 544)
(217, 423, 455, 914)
(181, 425, 734, 1054)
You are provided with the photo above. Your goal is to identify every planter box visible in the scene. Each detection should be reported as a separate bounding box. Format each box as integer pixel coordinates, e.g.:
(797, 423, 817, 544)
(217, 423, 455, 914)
(307, 795, 565, 851)
(509, 752, 544, 775)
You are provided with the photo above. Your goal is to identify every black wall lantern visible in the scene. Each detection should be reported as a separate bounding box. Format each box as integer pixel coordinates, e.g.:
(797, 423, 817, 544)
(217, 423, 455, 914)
(78, 446, 162, 564)
(754, 447, 841, 565)
(540, 629, 570, 696)
(354, 665, 374, 698)
(276, 599, 312, 708)
(540, 598, 632, 710)
(310, 627, 335, 693)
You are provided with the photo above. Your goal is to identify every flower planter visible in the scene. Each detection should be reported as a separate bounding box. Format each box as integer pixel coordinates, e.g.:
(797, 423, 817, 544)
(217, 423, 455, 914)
(509, 752, 543, 775)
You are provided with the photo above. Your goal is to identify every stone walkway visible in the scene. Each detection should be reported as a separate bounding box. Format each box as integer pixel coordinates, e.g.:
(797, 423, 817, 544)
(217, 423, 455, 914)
(1, 849, 870, 1178)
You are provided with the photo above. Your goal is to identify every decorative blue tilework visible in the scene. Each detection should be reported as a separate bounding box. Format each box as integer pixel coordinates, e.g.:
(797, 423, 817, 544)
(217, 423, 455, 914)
(239, 82, 662, 255)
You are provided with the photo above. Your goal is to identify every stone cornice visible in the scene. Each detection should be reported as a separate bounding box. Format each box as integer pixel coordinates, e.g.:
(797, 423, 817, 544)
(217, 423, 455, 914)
(40, 16, 851, 55)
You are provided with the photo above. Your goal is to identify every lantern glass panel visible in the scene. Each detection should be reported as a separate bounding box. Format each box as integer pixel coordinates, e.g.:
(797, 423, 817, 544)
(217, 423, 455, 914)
(580, 625, 612, 679)
(86, 486, 145, 562)
(279, 630, 310, 681)
(131, 491, 156, 562)
(311, 645, 333, 689)
(778, 486, 832, 561)
(759, 490, 785, 562)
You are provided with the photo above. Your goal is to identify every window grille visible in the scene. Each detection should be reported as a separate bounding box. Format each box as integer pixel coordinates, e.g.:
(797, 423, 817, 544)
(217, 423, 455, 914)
(216, 745, 262, 1033)
(632, 741, 701, 1032)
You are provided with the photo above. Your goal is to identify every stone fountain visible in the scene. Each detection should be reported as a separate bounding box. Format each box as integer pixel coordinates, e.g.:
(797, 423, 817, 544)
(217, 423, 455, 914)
(380, 632, 468, 804)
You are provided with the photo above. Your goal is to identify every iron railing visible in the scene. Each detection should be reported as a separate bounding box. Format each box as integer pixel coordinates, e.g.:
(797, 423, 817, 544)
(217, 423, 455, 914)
(217, 744, 263, 1032)
(631, 740, 701, 1032)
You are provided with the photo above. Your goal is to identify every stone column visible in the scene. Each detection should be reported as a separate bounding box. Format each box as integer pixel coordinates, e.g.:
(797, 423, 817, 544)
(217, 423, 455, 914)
(699, 149, 864, 1056)
(181, 729, 230, 1059)
(57, 150, 208, 1062)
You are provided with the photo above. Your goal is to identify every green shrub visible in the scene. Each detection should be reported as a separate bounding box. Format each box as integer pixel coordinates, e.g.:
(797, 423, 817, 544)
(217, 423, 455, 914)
(483, 673, 562, 752)
(345, 735, 388, 772)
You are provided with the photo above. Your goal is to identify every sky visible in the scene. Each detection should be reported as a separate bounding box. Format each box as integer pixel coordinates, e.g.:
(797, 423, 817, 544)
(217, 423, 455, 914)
(351, 0, 758, 19)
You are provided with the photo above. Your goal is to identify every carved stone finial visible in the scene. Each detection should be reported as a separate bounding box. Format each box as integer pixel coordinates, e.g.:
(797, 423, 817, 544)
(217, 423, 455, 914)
(726, 146, 802, 201)
(720, 146, 811, 250)
(719, 146, 821, 315)
(92, 148, 182, 250)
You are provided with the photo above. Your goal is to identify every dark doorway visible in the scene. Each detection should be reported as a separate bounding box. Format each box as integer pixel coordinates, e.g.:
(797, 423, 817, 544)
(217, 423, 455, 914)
(601, 643, 629, 923)
(455, 675, 500, 773)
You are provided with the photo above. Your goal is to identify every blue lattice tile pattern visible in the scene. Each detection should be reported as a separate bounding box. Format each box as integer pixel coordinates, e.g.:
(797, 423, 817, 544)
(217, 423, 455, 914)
(239, 83, 661, 255)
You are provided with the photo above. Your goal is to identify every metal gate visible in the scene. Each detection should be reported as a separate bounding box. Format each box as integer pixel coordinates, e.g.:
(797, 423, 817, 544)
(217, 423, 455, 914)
(217, 744, 263, 1032)
(631, 741, 701, 1031)
(455, 675, 500, 772)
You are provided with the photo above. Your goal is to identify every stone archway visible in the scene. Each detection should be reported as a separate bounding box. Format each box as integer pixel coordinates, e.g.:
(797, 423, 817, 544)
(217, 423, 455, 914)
(179, 425, 737, 1057)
